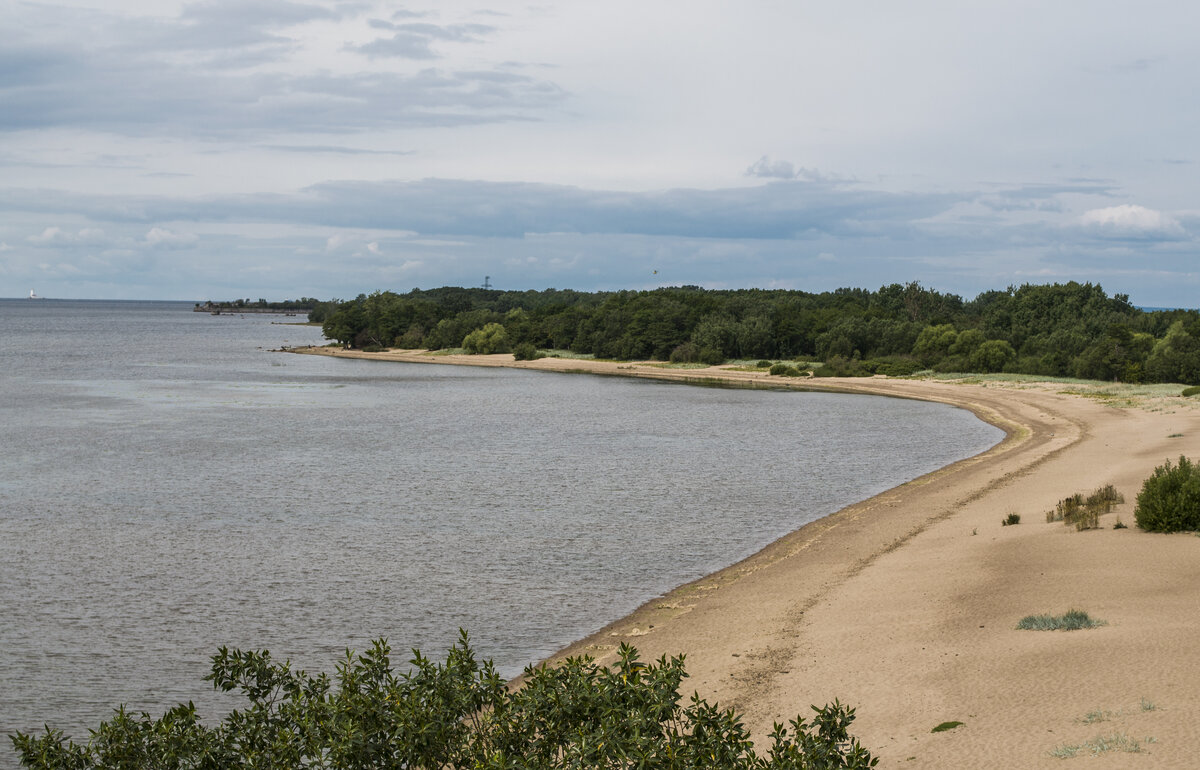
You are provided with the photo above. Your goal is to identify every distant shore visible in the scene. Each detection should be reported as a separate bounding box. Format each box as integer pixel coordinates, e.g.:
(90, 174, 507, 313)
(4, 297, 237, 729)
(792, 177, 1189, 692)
(291, 345, 1200, 768)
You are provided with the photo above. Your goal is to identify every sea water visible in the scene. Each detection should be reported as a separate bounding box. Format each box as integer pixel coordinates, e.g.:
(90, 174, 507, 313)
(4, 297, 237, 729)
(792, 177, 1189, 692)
(0, 298, 1002, 758)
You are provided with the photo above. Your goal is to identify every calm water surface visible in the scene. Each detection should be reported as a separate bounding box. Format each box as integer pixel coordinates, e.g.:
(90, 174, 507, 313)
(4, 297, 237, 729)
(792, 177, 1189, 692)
(0, 299, 1002, 758)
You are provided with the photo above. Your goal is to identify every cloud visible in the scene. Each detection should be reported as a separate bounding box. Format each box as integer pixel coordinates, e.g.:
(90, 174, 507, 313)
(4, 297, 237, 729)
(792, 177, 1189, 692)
(746, 156, 798, 180)
(27, 226, 107, 246)
(264, 144, 414, 156)
(745, 156, 845, 183)
(144, 227, 198, 249)
(1080, 204, 1186, 239)
(0, 178, 963, 242)
(0, 6, 565, 138)
(348, 22, 496, 59)
(171, 0, 340, 50)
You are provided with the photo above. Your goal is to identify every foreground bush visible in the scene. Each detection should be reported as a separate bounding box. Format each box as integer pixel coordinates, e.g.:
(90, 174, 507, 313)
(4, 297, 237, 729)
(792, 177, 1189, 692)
(11, 633, 877, 769)
(1135, 456, 1200, 532)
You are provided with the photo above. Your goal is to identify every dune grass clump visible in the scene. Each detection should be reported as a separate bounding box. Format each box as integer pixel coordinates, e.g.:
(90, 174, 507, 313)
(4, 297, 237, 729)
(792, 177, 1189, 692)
(1002, 512, 1021, 526)
(1049, 732, 1143, 758)
(1017, 609, 1106, 631)
(1045, 485, 1124, 530)
(930, 721, 964, 733)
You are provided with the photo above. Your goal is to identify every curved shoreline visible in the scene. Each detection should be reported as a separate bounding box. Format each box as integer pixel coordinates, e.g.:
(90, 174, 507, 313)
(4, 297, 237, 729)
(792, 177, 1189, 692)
(290, 347, 1200, 768)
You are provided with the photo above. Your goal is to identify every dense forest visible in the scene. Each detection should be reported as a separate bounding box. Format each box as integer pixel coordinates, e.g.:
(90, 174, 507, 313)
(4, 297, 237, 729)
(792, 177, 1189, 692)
(307, 282, 1200, 384)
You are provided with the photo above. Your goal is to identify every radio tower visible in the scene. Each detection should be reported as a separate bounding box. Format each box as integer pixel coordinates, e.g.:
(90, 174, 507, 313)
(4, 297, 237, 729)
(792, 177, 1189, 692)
(482, 275, 492, 290)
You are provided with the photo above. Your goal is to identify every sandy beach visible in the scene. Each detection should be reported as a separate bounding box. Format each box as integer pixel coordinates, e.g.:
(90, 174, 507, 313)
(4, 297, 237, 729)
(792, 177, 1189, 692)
(296, 346, 1200, 767)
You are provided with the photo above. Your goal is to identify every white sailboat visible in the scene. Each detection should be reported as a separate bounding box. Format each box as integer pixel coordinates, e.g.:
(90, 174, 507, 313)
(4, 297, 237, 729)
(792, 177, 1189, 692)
(29, 289, 42, 299)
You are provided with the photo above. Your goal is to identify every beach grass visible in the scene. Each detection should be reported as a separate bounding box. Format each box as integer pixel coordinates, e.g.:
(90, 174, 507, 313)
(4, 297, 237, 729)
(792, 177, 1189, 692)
(1049, 732, 1143, 758)
(1017, 609, 1106, 631)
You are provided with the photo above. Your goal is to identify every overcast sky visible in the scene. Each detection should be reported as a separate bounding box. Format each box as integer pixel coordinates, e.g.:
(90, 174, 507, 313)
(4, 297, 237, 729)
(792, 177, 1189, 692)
(3, 1, 1198, 305)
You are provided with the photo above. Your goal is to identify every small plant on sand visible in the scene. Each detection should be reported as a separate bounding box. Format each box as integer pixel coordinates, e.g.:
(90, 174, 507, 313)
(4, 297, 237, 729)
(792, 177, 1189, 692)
(1049, 732, 1143, 758)
(1002, 512, 1021, 526)
(930, 721, 964, 733)
(1182, 386, 1200, 397)
(1135, 456, 1200, 532)
(1017, 609, 1107, 631)
(1140, 698, 1157, 712)
(1046, 493, 1083, 523)
(1045, 485, 1124, 530)
(1113, 518, 1127, 529)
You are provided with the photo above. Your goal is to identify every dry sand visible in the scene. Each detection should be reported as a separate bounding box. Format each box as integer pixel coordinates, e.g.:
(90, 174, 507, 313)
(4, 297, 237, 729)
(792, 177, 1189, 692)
(295, 346, 1200, 767)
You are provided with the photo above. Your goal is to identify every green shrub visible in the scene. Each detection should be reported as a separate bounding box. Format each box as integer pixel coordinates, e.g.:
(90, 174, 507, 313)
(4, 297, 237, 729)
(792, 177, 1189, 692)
(769, 363, 802, 377)
(698, 347, 726, 366)
(512, 342, 544, 361)
(462, 323, 510, 354)
(1183, 386, 1200, 397)
(756, 360, 773, 369)
(361, 343, 385, 353)
(9, 635, 878, 769)
(669, 342, 699, 363)
(872, 359, 922, 377)
(1135, 456, 1200, 532)
(1002, 513, 1020, 526)
(1016, 610, 1106, 631)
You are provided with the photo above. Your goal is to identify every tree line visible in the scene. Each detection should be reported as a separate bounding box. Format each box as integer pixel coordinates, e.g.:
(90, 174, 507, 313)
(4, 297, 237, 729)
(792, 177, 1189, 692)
(198, 297, 321, 310)
(308, 282, 1200, 384)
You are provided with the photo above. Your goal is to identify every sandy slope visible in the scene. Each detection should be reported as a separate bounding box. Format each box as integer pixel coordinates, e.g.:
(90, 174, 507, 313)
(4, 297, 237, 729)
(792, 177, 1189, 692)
(294, 347, 1200, 767)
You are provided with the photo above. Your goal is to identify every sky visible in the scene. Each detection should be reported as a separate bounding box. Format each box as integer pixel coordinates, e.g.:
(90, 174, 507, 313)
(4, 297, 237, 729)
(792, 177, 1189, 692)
(2, 1, 1198, 305)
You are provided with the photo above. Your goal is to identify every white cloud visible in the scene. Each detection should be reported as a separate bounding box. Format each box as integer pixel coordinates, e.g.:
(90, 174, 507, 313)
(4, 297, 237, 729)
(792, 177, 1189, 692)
(1080, 204, 1185, 238)
(144, 227, 198, 248)
(746, 156, 796, 180)
(27, 226, 108, 245)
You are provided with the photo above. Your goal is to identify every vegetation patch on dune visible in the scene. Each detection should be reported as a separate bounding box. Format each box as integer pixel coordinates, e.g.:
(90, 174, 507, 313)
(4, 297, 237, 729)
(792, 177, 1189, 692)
(1049, 732, 1145, 758)
(1045, 484, 1124, 530)
(1017, 610, 1107, 631)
